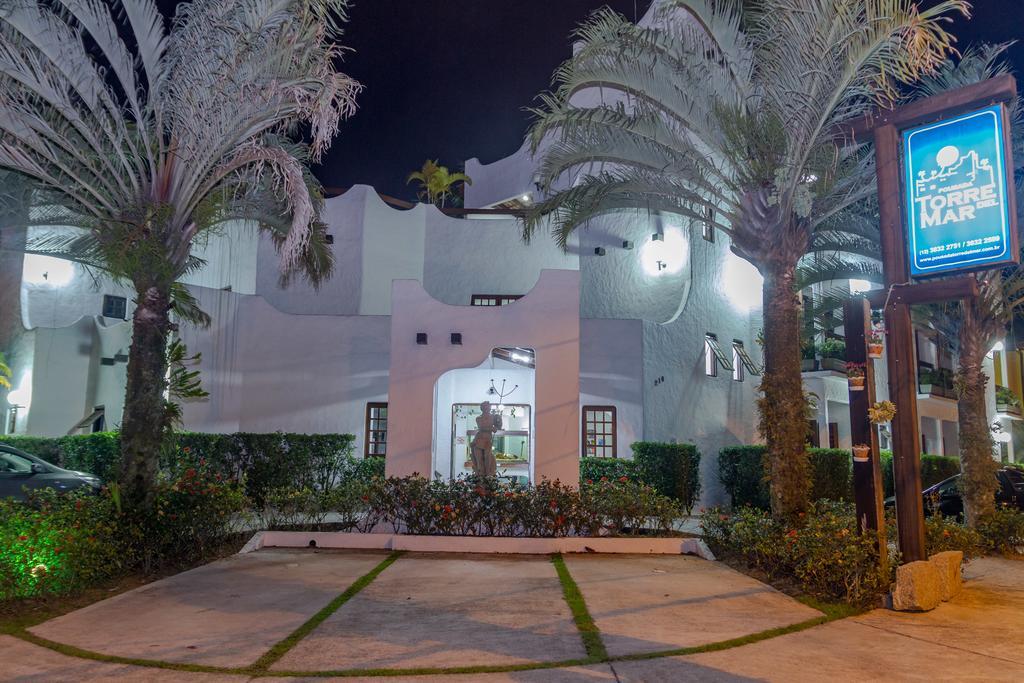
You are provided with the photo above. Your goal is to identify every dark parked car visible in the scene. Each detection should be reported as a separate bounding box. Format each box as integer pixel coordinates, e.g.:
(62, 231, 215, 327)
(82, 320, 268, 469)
(885, 467, 1024, 519)
(0, 444, 102, 502)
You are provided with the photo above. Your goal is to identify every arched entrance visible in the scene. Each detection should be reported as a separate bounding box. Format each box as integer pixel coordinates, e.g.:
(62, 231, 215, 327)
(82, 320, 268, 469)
(433, 348, 535, 482)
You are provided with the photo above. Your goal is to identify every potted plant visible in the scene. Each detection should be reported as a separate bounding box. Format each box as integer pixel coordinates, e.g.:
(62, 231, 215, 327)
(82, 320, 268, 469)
(852, 444, 871, 462)
(819, 337, 847, 372)
(846, 362, 866, 391)
(866, 326, 884, 359)
(996, 385, 1021, 415)
(868, 400, 896, 424)
(918, 367, 934, 394)
(801, 339, 817, 372)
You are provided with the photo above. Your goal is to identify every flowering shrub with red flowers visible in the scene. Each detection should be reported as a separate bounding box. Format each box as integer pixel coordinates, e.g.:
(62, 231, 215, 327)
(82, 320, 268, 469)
(700, 502, 896, 605)
(260, 475, 683, 538)
(0, 489, 127, 600)
(129, 459, 247, 573)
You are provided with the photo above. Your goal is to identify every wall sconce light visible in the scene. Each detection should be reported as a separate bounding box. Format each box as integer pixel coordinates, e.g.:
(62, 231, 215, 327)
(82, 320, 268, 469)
(651, 233, 664, 242)
(594, 247, 606, 256)
(622, 240, 634, 250)
(416, 333, 428, 345)
(450, 333, 462, 345)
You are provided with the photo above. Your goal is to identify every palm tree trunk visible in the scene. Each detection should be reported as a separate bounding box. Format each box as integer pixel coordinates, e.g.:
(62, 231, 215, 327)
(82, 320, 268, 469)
(119, 282, 174, 507)
(759, 260, 810, 519)
(957, 307, 999, 526)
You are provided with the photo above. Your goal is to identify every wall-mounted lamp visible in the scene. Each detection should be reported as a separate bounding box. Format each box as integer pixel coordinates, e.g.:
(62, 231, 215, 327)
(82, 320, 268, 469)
(651, 233, 664, 242)
(450, 333, 462, 345)
(594, 247, 606, 256)
(416, 333, 428, 345)
(622, 240, 634, 250)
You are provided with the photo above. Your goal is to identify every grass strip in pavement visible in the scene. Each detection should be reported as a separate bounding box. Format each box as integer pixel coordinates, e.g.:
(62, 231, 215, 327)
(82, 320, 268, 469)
(251, 550, 403, 671)
(551, 553, 607, 661)
(609, 595, 864, 663)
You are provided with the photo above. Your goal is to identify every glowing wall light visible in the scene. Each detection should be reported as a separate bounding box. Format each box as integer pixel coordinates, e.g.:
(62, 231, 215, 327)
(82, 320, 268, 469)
(849, 279, 874, 294)
(22, 254, 74, 287)
(7, 370, 32, 410)
(722, 253, 763, 313)
(640, 228, 687, 276)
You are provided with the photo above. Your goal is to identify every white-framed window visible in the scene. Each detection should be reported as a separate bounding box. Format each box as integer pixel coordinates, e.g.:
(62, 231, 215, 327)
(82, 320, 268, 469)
(702, 206, 715, 242)
(705, 333, 733, 377)
(732, 340, 761, 380)
(470, 294, 522, 307)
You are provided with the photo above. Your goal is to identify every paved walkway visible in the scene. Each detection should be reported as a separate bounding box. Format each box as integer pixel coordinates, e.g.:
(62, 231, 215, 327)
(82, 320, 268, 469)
(3, 550, 1022, 681)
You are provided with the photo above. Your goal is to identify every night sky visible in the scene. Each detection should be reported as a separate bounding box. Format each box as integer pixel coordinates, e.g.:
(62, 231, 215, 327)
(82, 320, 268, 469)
(318, 0, 1023, 200)
(157, 1, 1023, 200)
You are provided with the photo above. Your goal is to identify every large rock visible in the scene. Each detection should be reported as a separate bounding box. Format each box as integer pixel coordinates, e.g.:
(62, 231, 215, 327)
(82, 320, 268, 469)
(891, 560, 942, 612)
(929, 550, 963, 601)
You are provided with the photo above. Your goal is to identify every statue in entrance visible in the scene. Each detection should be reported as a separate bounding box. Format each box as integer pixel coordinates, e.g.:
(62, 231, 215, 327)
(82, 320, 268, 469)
(469, 401, 502, 477)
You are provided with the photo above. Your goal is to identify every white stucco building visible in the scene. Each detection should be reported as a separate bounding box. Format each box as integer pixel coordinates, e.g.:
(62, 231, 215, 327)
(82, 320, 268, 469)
(0, 1, 1013, 508)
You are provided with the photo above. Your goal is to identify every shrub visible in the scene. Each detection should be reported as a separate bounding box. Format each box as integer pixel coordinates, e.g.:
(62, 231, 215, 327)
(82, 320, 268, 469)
(128, 461, 248, 573)
(287, 475, 683, 538)
(924, 514, 985, 559)
(700, 502, 894, 605)
(4, 431, 362, 507)
(808, 449, 853, 503)
(580, 457, 639, 483)
(976, 507, 1024, 556)
(3, 433, 120, 481)
(0, 489, 128, 600)
(879, 451, 960, 498)
(718, 446, 771, 510)
(631, 442, 701, 514)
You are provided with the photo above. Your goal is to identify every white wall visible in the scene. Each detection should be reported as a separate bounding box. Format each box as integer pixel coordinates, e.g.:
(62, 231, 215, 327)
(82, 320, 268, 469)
(387, 270, 580, 484)
(423, 211, 577, 306)
(580, 318, 644, 457)
(181, 220, 259, 295)
(181, 289, 391, 440)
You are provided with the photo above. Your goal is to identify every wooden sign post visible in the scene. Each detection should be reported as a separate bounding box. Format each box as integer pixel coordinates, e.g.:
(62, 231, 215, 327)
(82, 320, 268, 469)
(850, 75, 1018, 563)
(843, 295, 887, 572)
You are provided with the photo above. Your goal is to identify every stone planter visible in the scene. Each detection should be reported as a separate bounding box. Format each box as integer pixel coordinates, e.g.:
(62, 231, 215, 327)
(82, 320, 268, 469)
(801, 358, 818, 372)
(820, 357, 846, 372)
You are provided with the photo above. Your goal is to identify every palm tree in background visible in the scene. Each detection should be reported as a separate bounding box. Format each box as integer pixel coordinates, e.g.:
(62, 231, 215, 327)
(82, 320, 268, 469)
(407, 159, 473, 208)
(911, 44, 1024, 525)
(524, 0, 966, 518)
(0, 0, 360, 505)
(0, 352, 11, 390)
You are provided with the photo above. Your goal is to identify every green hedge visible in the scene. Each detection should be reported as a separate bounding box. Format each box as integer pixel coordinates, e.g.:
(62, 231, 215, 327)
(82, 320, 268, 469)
(631, 442, 701, 514)
(808, 448, 854, 503)
(879, 451, 960, 498)
(1, 432, 372, 505)
(720, 445, 962, 509)
(579, 457, 639, 482)
(3, 433, 120, 480)
(580, 442, 701, 514)
(718, 445, 772, 510)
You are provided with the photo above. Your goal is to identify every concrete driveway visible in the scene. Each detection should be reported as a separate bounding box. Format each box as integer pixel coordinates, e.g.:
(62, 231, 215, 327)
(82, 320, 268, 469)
(4, 550, 1023, 681)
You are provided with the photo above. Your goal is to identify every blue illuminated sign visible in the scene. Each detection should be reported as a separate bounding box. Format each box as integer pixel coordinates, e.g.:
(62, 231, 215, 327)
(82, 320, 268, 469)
(904, 104, 1012, 277)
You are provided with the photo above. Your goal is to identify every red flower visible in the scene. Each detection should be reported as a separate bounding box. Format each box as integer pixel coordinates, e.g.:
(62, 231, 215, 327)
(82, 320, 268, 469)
(75, 499, 84, 510)
(618, 476, 628, 483)
(182, 446, 191, 454)
(17, 535, 28, 541)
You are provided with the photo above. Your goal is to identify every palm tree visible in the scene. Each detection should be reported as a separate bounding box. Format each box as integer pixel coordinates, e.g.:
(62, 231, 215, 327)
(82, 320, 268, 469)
(0, 0, 360, 505)
(523, 0, 965, 518)
(910, 45, 1024, 525)
(407, 159, 472, 207)
(0, 351, 11, 390)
